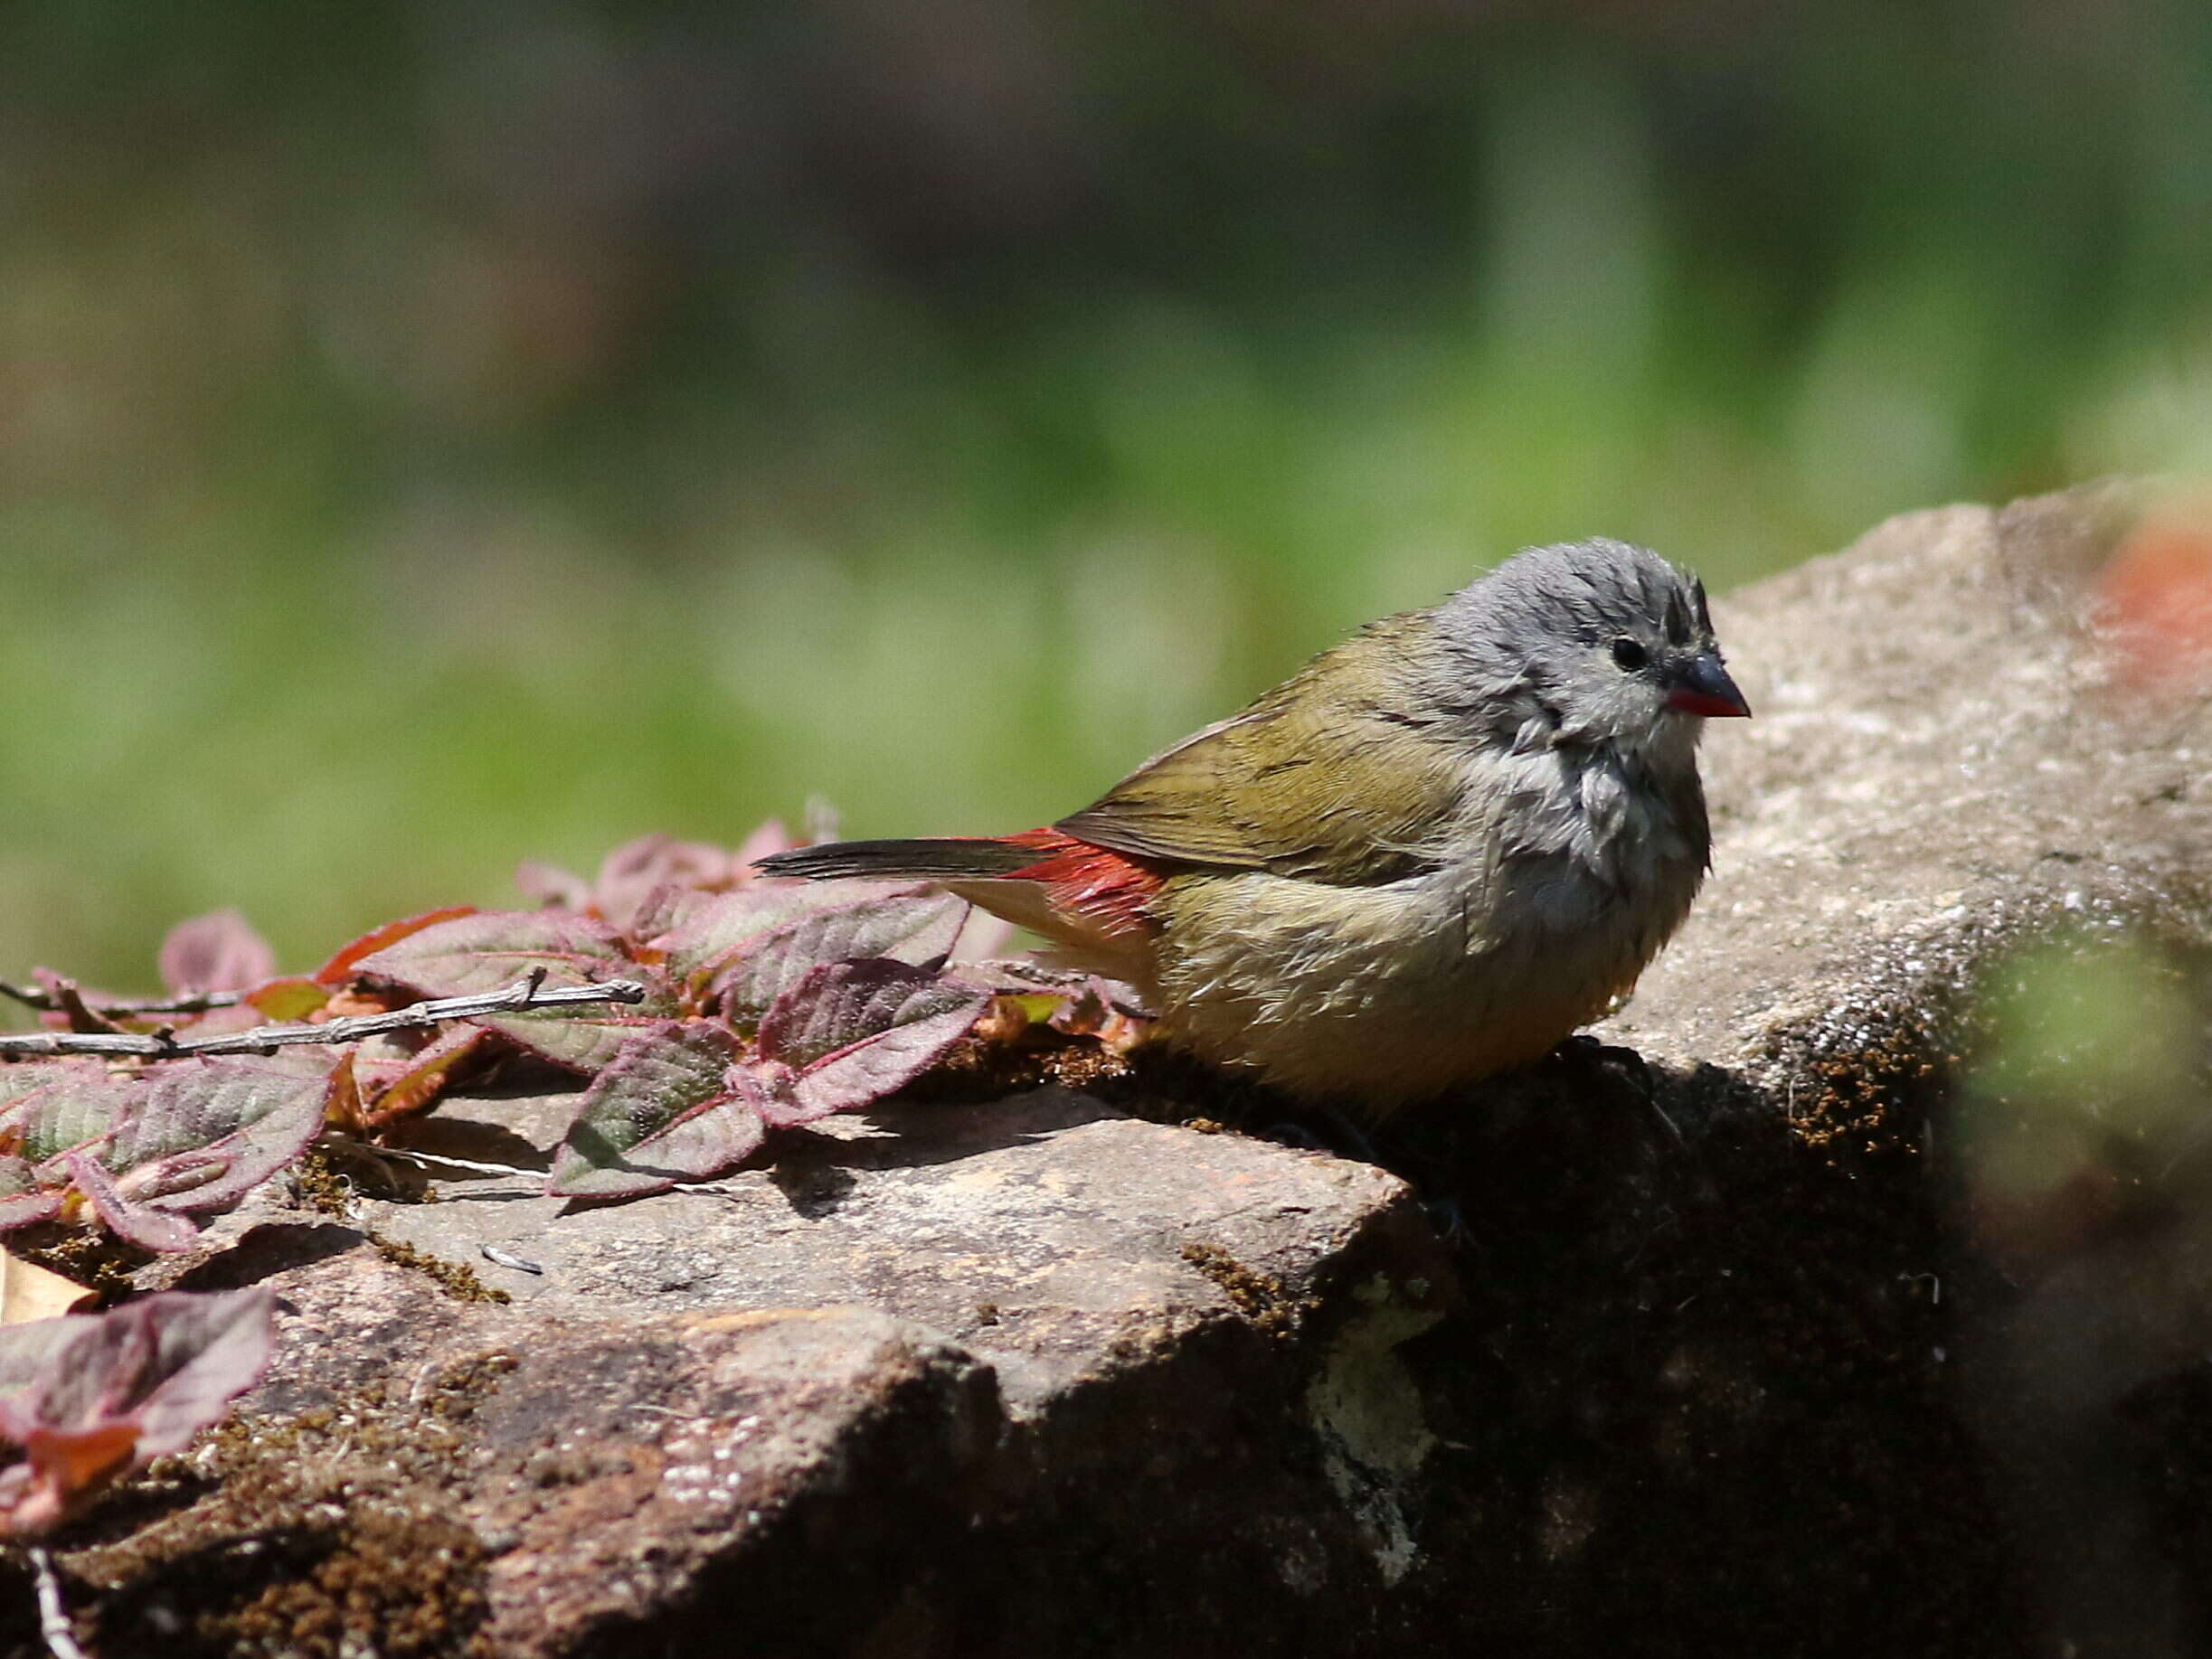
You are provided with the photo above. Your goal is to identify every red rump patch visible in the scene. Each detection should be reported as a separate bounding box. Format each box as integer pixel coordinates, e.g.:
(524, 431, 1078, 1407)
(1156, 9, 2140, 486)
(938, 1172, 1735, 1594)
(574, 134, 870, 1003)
(1001, 829, 1166, 938)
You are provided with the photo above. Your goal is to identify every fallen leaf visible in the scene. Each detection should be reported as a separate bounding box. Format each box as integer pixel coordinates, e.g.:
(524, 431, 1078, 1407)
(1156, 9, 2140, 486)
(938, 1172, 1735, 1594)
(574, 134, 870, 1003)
(0, 1251, 92, 1325)
(547, 1021, 763, 1199)
(713, 893, 970, 1021)
(752, 959, 989, 1126)
(0, 1288, 275, 1534)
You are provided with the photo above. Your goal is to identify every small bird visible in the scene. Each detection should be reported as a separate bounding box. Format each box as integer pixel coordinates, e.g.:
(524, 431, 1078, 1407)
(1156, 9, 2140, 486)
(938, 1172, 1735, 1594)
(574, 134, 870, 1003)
(756, 540, 1749, 1111)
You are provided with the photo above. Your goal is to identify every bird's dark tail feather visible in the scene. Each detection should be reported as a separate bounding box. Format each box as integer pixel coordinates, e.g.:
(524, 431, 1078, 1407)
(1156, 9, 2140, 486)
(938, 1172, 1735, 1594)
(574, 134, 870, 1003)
(753, 837, 1035, 883)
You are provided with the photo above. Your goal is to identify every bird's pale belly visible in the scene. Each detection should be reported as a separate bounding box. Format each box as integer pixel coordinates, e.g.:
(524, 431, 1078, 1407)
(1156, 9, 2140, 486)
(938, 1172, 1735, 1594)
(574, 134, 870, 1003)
(1144, 861, 1685, 1110)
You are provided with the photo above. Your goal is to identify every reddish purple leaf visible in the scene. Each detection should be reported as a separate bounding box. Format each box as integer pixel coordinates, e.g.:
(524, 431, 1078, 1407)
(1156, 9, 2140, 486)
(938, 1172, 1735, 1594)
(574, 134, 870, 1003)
(158, 910, 277, 995)
(355, 1026, 492, 1127)
(515, 859, 592, 911)
(623, 882, 695, 947)
(0, 1163, 61, 1231)
(103, 1055, 336, 1214)
(734, 817, 794, 866)
(714, 893, 971, 1021)
(547, 1021, 763, 1200)
(480, 1004, 676, 1075)
(348, 910, 630, 998)
(755, 958, 988, 1068)
(589, 835, 750, 934)
(64, 1154, 201, 1252)
(521, 831, 791, 936)
(652, 885, 864, 992)
(752, 959, 989, 1126)
(315, 906, 479, 986)
(0, 1056, 337, 1250)
(0, 1288, 275, 1534)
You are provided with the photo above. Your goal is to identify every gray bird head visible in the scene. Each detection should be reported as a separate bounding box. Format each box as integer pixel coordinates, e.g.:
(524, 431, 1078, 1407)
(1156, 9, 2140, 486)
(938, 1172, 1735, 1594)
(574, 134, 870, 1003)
(1426, 538, 1750, 761)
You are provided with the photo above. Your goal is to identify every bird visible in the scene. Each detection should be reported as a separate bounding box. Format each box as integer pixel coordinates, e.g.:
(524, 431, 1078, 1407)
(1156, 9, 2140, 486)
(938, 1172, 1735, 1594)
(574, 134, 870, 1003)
(755, 539, 1750, 1111)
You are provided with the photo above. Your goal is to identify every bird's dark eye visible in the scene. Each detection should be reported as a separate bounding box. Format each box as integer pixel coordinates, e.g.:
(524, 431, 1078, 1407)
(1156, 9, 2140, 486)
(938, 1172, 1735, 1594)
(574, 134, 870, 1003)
(1610, 636, 1650, 672)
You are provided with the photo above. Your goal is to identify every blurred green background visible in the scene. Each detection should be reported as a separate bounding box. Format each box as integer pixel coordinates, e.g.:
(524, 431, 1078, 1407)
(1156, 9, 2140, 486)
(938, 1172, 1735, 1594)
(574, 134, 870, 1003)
(4, 0, 2211, 987)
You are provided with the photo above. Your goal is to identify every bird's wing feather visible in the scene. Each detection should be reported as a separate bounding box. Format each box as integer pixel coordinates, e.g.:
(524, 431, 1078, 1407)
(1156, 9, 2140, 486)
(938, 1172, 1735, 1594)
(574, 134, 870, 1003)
(1055, 613, 1470, 886)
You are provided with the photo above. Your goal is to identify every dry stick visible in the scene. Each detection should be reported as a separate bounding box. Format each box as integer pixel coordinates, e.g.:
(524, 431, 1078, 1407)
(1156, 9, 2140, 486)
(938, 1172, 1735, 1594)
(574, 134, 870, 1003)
(363, 1145, 545, 1180)
(0, 982, 245, 1017)
(0, 974, 649, 1060)
(27, 1546, 85, 1659)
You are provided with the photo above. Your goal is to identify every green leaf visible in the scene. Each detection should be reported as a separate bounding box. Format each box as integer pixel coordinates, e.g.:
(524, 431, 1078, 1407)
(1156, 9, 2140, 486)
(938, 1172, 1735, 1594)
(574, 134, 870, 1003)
(1, 1069, 138, 1165)
(245, 977, 332, 1021)
(0, 1063, 100, 1118)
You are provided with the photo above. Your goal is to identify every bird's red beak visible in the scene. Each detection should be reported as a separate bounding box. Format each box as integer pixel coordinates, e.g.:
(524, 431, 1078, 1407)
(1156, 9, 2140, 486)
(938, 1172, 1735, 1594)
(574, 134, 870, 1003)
(1666, 653, 1752, 719)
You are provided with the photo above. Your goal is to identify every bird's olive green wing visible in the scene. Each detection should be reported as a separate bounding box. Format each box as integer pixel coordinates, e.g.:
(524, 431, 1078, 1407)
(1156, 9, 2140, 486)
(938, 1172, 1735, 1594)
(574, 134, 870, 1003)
(1054, 612, 1466, 886)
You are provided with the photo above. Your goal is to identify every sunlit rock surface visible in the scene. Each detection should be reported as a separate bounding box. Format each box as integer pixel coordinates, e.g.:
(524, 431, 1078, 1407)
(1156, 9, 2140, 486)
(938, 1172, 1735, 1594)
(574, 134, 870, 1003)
(24, 479, 2212, 1659)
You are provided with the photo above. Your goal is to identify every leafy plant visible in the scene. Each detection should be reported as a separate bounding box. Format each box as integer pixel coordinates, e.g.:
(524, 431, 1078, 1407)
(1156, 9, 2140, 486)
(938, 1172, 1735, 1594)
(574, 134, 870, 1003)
(0, 825, 1124, 1247)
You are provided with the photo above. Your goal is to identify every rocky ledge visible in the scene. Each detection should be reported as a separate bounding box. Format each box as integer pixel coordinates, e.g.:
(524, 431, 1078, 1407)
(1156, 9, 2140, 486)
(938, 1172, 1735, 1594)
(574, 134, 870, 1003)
(13, 479, 2212, 1659)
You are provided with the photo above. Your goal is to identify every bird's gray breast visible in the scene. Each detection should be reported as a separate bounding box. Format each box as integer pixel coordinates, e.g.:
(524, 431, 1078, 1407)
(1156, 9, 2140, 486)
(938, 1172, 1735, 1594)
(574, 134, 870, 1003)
(1480, 743, 1706, 944)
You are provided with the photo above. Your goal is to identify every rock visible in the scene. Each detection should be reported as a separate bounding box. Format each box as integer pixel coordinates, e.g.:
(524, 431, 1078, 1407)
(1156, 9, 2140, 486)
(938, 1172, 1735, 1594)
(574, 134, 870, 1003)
(1606, 476, 2199, 1083)
(1500, 477, 2212, 1659)
(25, 479, 2212, 1658)
(48, 1090, 1457, 1659)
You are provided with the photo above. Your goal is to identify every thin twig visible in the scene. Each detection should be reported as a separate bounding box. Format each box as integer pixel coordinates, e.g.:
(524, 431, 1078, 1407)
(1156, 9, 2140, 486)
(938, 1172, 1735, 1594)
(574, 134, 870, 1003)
(0, 974, 649, 1060)
(0, 981, 246, 1017)
(27, 1546, 85, 1659)
(366, 1145, 546, 1180)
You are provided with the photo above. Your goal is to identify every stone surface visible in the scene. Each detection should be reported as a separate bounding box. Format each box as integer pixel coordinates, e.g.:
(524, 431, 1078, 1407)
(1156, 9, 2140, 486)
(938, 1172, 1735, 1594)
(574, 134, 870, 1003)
(1604, 477, 2203, 1080)
(365, 1087, 1434, 1419)
(16, 479, 2212, 1659)
(37, 1089, 1457, 1658)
